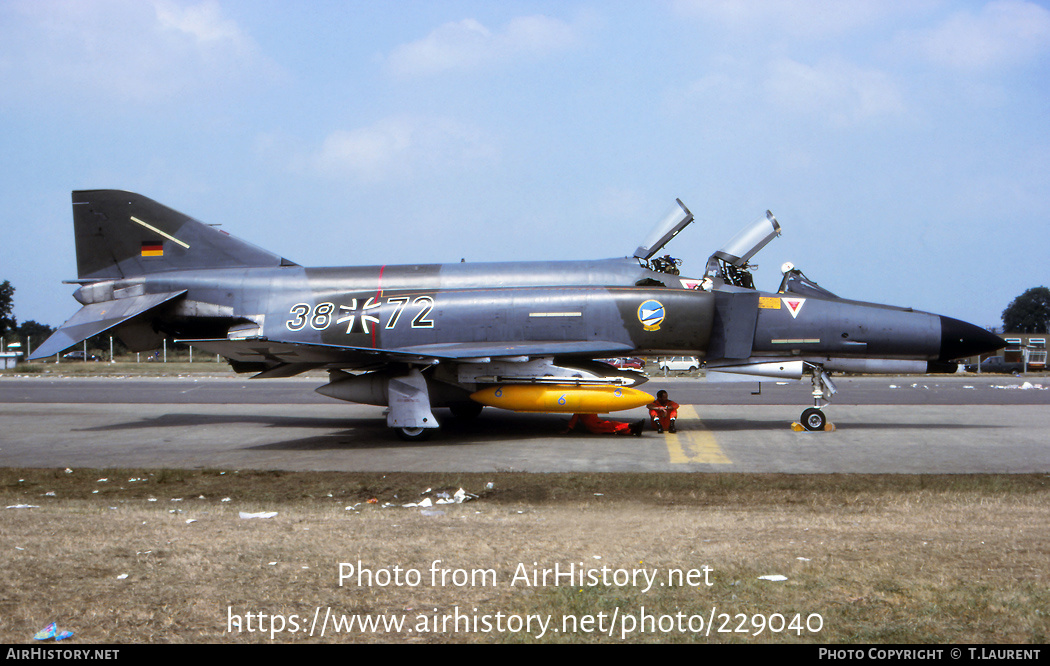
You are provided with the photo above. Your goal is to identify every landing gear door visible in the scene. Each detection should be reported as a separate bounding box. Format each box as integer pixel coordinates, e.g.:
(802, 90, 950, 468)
(633, 199, 694, 261)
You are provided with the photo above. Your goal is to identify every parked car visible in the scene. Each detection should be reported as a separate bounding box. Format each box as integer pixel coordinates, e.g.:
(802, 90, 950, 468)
(62, 350, 100, 361)
(605, 357, 645, 370)
(963, 356, 1025, 375)
(658, 356, 699, 372)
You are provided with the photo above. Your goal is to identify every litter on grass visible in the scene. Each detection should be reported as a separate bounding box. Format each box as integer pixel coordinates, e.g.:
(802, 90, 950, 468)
(33, 623, 55, 640)
(33, 623, 74, 641)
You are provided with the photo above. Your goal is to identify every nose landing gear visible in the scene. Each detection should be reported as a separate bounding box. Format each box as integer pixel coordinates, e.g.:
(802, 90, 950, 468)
(799, 366, 837, 431)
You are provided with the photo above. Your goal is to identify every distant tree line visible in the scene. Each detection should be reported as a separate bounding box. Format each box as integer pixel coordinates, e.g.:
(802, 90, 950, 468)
(1002, 287, 1050, 334)
(0, 280, 56, 353)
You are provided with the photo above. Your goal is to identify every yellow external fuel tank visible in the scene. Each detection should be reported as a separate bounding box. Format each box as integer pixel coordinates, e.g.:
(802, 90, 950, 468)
(469, 385, 654, 413)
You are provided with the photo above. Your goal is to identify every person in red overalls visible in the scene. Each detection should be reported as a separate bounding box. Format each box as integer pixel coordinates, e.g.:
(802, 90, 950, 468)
(563, 414, 644, 436)
(647, 390, 680, 433)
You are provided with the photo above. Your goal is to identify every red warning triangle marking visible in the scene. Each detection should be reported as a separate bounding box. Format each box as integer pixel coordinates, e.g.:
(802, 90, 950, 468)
(782, 297, 806, 319)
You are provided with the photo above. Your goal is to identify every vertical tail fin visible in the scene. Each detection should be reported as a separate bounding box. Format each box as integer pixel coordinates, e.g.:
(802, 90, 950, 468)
(73, 190, 297, 280)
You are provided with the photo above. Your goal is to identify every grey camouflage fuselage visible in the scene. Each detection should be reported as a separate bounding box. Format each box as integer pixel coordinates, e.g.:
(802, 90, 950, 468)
(34, 190, 1003, 436)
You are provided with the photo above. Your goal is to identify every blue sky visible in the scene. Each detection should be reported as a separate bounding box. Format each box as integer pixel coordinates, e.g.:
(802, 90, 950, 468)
(2, 0, 1048, 332)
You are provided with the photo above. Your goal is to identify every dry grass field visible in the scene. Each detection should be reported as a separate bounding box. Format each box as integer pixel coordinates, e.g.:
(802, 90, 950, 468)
(0, 470, 1046, 644)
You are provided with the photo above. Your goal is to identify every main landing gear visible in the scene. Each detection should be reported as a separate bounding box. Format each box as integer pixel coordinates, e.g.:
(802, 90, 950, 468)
(397, 426, 433, 442)
(388, 368, 440, 441)
(800, 367, 837, 431)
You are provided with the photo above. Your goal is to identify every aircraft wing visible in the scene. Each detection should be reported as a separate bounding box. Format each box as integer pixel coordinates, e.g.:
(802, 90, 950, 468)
(393, 340, 634, 359)
(30, 291, 188, 360)
(181, 337, 635, 378)
(179, 338, 418, 373)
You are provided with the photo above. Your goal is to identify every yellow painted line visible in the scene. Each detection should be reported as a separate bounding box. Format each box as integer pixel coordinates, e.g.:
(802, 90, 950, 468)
(130, 216, 190, 249)
(664, 405, 732, 464)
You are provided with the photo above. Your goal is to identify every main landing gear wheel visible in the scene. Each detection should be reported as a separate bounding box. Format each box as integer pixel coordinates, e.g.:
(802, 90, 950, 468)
(396, 427, 433, 442)
(800, 408, 826, 431)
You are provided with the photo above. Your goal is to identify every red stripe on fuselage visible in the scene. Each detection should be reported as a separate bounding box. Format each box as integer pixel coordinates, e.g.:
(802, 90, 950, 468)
(372, 265, 386, 348)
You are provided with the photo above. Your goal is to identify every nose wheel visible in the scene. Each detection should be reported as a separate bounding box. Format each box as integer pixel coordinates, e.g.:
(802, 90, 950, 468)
(799, 365, 837, 431)
(800, 407, 827, 431)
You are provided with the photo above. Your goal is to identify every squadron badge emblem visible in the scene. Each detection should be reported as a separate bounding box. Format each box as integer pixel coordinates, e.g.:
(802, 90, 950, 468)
(638, 299, 665, 331)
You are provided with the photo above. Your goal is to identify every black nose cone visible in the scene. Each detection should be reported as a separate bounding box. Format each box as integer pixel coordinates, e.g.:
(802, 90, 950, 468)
(939, 316, 1005, 361)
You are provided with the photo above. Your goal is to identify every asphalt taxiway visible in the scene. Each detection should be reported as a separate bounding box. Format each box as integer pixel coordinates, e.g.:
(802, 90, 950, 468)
(0, 374, 1047, 473)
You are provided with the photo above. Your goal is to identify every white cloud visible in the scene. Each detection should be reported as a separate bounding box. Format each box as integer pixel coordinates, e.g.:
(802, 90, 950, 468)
(671, 0, 921, 39)
(677, 57, 904, 128)
(677, 69, 748, 108)
(312, 116, 498, 183)
(0, 0, 274, 105)
(910, 0, 1050, 70)
(764, 58, 905, 125)
(154, 0, 248, 46)
(386, 15, 578, 76)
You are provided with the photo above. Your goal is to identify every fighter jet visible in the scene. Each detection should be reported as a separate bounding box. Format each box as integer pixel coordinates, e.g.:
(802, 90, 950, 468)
(32, 190, 1003, 438)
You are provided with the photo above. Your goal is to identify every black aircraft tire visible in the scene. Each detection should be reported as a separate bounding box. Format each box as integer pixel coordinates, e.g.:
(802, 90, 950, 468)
(801, 408, 826, 432)
(397, 427, 433, 442)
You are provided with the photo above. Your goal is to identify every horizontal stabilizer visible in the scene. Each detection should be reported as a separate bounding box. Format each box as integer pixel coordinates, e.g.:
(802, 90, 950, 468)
(30, 291, 187, 359)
